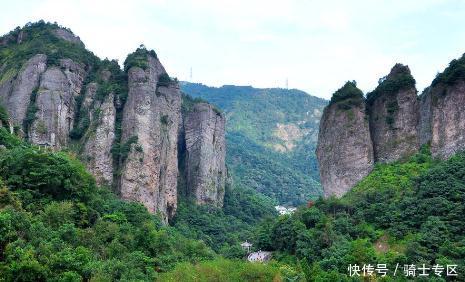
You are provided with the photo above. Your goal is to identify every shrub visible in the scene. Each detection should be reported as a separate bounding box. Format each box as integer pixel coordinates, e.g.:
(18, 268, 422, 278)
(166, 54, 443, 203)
(0, 147, 96, 201)
(432, 53, 465, 86)
(157, 73, 172, 86)
(329, 81, 364, 106)
(123, 46, 157, 72)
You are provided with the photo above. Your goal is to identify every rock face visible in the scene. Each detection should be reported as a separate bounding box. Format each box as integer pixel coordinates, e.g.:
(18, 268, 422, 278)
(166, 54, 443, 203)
(317, 60, 465, 197)
(316, 82, 374, 198)
(427, 81, 465, 159)
(183, 103, 226, 207)
(83, 92, 116, 186)
(0, 23, 228, 220)
(53, 28, 84, 47)
(119, 55, 181, 222)
(0, 54, 47, 130)
(367, 64, 419, 163)
(29, 59, 86, 149)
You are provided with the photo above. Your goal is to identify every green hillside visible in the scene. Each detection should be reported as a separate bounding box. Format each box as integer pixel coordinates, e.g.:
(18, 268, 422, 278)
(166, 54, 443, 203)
(0, 119, 299, 281)
(180, 82, 327, 206)
(254, 147, 465, 280)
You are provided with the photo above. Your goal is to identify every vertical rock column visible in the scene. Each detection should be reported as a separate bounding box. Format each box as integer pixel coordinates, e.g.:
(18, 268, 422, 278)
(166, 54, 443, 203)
(83, 90, 116, 186)
(428, 80, 465, 159)
(29, 59, 85, 149)
(119, 55, 181, 222)
(183, 103, 226, 207)
(316, 82, 374, 198)
(0, 54, 47, 132)
(367, 64, 419, 163)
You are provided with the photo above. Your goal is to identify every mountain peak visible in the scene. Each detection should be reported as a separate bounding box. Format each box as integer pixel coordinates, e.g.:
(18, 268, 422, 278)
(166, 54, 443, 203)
(1, 20, 83, 47)
(387, 63, 411, 80)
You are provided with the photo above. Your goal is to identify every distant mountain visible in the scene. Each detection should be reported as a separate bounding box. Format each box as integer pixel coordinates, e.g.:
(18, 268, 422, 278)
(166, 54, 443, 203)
(181, 82, 327, 205)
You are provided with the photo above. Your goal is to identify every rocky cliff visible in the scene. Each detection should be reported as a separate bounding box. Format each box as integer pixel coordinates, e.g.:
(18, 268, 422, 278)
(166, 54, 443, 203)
(318, 55, 465, 197)
(119, 54, 181, 222)
(424, 57, 465, 159)
(0, 21, 227, 221)
(367, 64, 419, 163)
(316, 82, 374, 198)
(0, 54, 46, 131)
(82, 88, 116, 186)
(181, 102, 226, 207)
(30, 59, 86, 149)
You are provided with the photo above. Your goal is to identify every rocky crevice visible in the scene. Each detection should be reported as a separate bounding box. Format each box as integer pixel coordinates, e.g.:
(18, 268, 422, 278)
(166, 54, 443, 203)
(182, 103, 226, 207)
(83, 91, 116, 186)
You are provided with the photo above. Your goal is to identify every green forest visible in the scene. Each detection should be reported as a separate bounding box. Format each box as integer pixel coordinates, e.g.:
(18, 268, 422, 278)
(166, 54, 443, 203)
(253, 147, 465, 281)
(0, 126, 302, 281)
(1, 20, 465, 282)
(3, 116, 465, 280)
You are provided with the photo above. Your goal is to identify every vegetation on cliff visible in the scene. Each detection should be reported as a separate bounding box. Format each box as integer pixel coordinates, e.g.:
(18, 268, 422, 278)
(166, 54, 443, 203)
(432, 53, 465, 86)
(123, 46, 157, 72)
(0, 21, 98, 82)
(0, 103, 9, 128)
(366, 64, 416, 105)
(328, 81, 364, 107)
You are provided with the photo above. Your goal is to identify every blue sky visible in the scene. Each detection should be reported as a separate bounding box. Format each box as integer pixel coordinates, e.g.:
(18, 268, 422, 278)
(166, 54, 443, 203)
(2, 0, 465, 99)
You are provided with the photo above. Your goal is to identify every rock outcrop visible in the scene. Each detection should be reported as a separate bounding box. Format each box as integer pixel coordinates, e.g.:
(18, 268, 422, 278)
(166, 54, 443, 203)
(0, 54, 47, 130)
(317, 57, 465, 197)
(53, 28, 84, 47)
(29, 59, 86, 149)
(83, 91, 116, 186)
(367, 64, 419, 163)
(182, 103, 226, 207)
(316, 82, 374, 198)
(0, 22, 229, 221)
(417, 54, 465, 159)
(119, 55, 181, 222)
(427, 80, 465, 159)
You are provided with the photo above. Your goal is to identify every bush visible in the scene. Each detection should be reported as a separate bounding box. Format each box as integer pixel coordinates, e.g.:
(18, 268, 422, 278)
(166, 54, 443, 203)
(0, 147, 96, 201)
(432, 53, 465, 86)
(329, 81, 364, 106)
(0, 103, 9, 128)
(366, 64, 416, 105)
(158, 258, 282, 282)
(123, 46, 157, 72)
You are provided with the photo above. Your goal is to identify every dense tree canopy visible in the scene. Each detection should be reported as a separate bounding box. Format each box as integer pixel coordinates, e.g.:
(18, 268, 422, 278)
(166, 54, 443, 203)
(254, 148, 465, 280)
